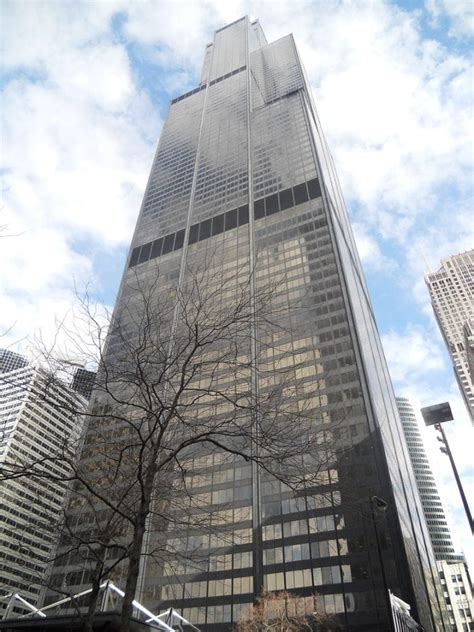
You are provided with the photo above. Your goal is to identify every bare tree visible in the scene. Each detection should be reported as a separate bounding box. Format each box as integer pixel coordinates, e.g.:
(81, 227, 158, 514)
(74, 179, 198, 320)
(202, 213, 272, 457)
(1, 255, 342, 631)
(234, 591, 340, 631)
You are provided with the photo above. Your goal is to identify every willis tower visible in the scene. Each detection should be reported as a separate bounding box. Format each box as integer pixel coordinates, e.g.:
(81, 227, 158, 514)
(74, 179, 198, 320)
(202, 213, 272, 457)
(51, 17, 446, 631)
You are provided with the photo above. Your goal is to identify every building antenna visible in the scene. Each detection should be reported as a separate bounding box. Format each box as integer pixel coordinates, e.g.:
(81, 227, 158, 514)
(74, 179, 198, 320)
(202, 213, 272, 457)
(421, 249, 432, 274)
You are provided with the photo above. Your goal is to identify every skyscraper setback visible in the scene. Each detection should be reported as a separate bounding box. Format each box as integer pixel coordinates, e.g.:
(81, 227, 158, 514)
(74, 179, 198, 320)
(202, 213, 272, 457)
(425, 250, 474, 421)
(47, 17, 447, 631)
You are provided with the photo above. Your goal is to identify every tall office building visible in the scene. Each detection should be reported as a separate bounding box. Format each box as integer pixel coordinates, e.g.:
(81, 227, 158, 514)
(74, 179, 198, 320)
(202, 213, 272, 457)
(0, 349, 28, 374)
(437, 560, 474, 632)
(0, 354, 88, 616)
(71, 367, 96, 400)
(45, 18, 447, 631)
(396, 399, 474, 631)
(425, 250, 474, 421)
(396, 397, 461, 562)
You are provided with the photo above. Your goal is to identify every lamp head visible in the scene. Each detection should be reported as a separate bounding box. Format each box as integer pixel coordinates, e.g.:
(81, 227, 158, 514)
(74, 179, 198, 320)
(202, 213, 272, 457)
(371, 495, 388, 511)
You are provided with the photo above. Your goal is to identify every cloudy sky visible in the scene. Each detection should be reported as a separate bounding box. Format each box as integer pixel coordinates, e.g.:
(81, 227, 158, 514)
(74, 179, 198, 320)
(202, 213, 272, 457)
(1, 0, 473, 570)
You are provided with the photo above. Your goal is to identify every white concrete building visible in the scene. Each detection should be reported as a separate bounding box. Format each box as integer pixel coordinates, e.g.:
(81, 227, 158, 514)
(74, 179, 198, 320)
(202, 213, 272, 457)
(396, 397, 461, 562)
(425, 250, 474, 421)
(0, 357, 87, 616)
(438, 560, 474, 631)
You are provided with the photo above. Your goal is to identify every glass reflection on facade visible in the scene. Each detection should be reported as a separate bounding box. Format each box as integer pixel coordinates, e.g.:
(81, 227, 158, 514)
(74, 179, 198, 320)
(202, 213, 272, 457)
(50, 17, 448, 631)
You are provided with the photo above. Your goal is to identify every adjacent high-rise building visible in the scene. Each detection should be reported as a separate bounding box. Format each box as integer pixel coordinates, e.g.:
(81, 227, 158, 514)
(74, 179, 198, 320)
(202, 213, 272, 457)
(396, 397, 474, 631)
(425, 250, 474, 421)
(0, 349, 28, 374)
(0, 354, 88, 616)
(396, 397, 461, 563)
(45, 17, 448, 631)
(437, 560, 474, 632)
(71, 367, 96, 400)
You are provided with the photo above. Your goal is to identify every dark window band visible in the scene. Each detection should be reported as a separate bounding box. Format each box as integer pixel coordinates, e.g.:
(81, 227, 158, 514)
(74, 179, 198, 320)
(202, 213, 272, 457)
(209, 66, 246, 87)
(263, 87, 301, 107)
(129, 178, 321, 268)
(170, 84, 206, 105)
(171, 66, 247, 105)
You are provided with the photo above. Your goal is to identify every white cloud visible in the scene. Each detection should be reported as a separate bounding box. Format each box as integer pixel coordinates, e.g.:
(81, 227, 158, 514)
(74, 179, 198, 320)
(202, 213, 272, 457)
(426, 0, 474, 38)
(2, 1, 118, 70)
(0, 283, 112, 371)
(47, 44, 134, 110)
(2, 65, 157, 244)
(382, 324, 446, 385)
(352, 222, 397, 272)
(1, 228, 91, 295)
(1, 1, 162, 355)
(122, 1, 220, 72)
(297, 3, 472, 242)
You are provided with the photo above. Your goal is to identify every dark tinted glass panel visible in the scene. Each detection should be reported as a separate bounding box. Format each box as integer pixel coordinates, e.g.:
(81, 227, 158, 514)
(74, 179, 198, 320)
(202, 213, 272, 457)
(138, 241, 152, 263)
(265, 193, 279, 216)
(189, 224, 199, 244)
(129, 247, 140, 267)
(212, 214, 224, 236)
(199, 218, 212, 240)
(225, 208, 238, 230)
(314, 217, 327, 230)
(279, 188, 294, 211)
(293, 183, 309, 205)
(174, 229, 185, 250)
(307, 178, 321, 199)
(150, 238, 163, 259)
(238, 205, 249, 226)
(254, 198, 265, 219)
(162, 233, 175, 255)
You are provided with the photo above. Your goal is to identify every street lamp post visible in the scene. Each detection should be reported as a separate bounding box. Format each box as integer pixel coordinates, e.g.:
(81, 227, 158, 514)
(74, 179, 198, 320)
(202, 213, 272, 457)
(421, 402, 474, 535)
(370, 495, 395, 632)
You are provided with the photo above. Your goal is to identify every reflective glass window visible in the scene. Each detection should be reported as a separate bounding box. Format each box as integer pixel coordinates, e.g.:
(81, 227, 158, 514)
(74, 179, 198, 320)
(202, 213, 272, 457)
(138, 242, 152, 263)
(151, 238, 163, 259)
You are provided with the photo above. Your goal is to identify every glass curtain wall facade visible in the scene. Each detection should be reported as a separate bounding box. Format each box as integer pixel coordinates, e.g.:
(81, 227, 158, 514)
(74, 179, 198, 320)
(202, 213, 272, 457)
(48, 18, 447, 631)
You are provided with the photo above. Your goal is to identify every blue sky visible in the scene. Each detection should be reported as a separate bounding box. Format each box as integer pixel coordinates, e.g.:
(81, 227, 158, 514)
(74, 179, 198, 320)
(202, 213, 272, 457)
(1, 0, 473, 571)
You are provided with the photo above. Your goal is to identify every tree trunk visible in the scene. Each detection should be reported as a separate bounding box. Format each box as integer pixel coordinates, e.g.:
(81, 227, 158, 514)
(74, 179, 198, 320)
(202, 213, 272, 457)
(83, 577, 101, 632)
(120, 528, 144, 632)
(120, 467, 155, 632)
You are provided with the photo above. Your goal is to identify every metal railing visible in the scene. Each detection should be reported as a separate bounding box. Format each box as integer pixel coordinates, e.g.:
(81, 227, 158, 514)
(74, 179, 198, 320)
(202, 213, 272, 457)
(1, 580, 200, 631)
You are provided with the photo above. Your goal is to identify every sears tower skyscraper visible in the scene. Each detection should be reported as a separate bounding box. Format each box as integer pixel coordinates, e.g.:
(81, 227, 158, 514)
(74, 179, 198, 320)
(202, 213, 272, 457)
(51, 17, 446, 631)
